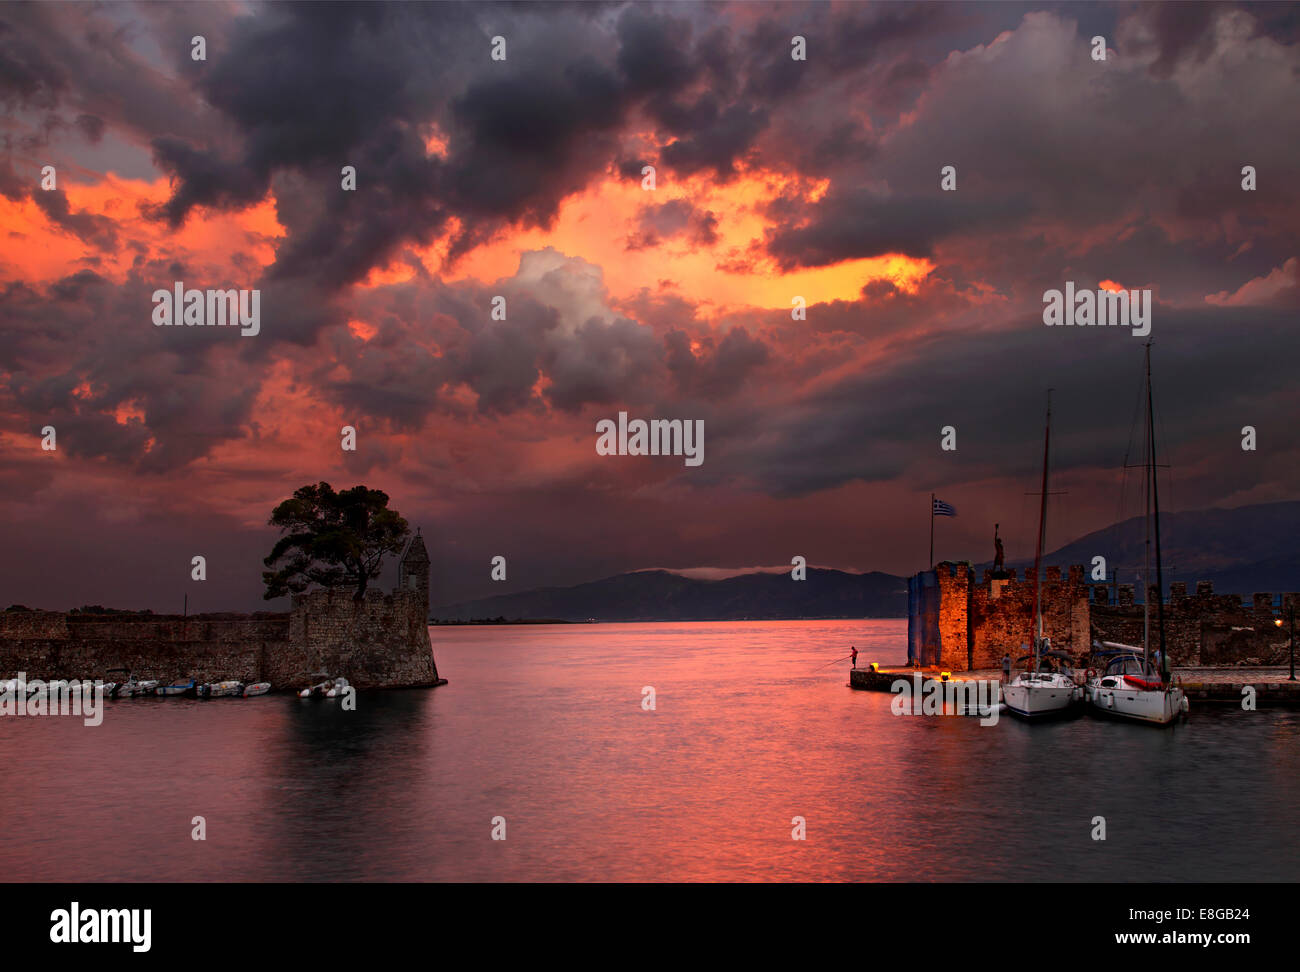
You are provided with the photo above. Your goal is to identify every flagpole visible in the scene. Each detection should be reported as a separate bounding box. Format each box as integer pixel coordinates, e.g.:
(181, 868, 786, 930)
(929, 493, 935, 569)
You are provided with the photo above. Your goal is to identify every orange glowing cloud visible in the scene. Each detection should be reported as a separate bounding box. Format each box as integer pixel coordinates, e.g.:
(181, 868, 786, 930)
(362, 167, 935, 314)
(347, 319, 378, 342)
(0, 173, 284, 285)
(423, 127, 450, 158)
(359, 261, 417, 288)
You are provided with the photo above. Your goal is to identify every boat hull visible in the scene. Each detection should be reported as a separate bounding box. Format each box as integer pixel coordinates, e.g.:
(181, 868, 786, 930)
(197, 680, 244, 699)
(1003, 677, 1083, 720)
(1087, 679, 1188, 725)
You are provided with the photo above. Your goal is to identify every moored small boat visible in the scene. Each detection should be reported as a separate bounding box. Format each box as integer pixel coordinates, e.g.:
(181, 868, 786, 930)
(240, 682, 271, 697)
(105, 668, 134, 698)
(113, 677, 154, 698)
(196, 680, 244, 699)
(155, 678, 197, 697)
(299, 678, 333, 698)
(325, 676, 350, 698)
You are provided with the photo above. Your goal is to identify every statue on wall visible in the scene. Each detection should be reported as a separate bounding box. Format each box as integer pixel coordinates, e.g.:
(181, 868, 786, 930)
(993, 523, 1006, 575)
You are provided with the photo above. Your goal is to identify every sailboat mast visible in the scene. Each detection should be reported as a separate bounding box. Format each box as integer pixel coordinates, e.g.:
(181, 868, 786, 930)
(1147, 342, 1169, 680)
(1142, 343, 1151, 674)
(1033, 391, 1052, 666)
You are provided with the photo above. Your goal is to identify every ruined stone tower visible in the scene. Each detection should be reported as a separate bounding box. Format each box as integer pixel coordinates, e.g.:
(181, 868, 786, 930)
(398, 528, 431, 619)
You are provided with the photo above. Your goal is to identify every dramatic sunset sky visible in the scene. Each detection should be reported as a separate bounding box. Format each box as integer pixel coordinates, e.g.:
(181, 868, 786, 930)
(2, 1, 1299, 611)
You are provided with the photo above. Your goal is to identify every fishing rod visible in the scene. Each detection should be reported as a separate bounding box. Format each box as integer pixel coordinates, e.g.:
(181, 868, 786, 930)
(810, 653, 854, 673)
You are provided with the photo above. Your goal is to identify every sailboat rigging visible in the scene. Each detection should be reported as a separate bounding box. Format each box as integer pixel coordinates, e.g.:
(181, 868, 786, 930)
(1002, 390, 1083, 719)
(1086, 341, 1189, 725)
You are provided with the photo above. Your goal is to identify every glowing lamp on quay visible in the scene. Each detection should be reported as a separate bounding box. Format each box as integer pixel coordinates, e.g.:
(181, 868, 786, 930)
(1276, 605, 1296, 682)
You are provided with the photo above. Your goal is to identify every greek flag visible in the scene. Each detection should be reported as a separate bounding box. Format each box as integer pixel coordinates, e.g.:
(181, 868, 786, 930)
(932, 498, 957, 517)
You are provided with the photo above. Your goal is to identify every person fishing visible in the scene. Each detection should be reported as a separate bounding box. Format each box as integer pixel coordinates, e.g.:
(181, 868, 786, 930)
(850, 646, 858, 669)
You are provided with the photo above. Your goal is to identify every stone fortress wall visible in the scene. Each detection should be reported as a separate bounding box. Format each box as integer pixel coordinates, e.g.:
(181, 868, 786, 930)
(0, 532, 442, 691)
(911, 561, 1297, 671)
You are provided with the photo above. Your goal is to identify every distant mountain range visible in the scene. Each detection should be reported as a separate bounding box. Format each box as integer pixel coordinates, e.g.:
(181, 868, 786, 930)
(432, 568, 908, 622)
(431, 501, 1300, 622)
(1030, 500, 1300, 595)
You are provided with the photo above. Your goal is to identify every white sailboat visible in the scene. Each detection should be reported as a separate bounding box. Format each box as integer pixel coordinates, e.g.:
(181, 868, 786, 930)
(1003, 642, 1083, 718)
(1003, 392, 1083, 720)
(1087, 342, 1188, 726)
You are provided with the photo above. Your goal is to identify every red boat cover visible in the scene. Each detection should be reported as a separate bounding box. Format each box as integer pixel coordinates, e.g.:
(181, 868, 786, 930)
(1123, 674, 1163, 690)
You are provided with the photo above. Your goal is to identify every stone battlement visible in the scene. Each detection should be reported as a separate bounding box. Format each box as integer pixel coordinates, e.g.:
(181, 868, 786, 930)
(0, 532, 442, 690)
(910, 561, 1298, 671)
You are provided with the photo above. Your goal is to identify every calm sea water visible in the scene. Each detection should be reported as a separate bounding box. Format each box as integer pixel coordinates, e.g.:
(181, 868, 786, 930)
(3, 619, 1297, 882)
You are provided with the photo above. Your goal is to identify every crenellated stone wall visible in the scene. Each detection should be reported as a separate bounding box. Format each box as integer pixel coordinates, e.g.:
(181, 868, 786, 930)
(968, 564, 1091, 668)
(910, 564, 1298, 671)
(0, 588, 441, 691)
(1090, 582, 1299, 666)
(935, 563, 971, 669)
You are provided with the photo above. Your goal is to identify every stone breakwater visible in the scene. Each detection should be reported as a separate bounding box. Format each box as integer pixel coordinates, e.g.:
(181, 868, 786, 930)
(848, 666, 1300, 705)
(0, 588, 442, 692)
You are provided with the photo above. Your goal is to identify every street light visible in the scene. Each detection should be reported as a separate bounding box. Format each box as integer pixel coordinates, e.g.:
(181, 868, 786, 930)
(1275, 605, 1296, 681)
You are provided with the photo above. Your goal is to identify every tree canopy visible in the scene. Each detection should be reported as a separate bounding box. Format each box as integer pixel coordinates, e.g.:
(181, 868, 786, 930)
(262, 482, 410, 601)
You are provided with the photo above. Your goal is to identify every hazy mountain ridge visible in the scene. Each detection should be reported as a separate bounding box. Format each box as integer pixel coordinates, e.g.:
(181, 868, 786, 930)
(1011, 501, 1300, 593)
(432, 502, 1300, 621)
(432, 568, 908, 621)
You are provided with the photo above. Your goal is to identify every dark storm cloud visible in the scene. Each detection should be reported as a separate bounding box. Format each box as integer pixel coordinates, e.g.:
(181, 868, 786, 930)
(324, 250, 671, 422)
(616, 6, 702, 97)
(441, 57, 625, 254)
(149, 137, 268, 225)
(626, 198, 718, 250)
(265, 143, 444, 290)
(0, 267, 266, 471)
(756, 5, 1300, 304)
(0, 14, 67, 108)
(143, 0, 716, 269)
(31, 189, 119, 250)
(659, 101, 768, 179)
(665, 325, 770, 398)
(712, 301, 1300, 502)
(766, 190, 1031, 268)
(0, 157, 27, 199)
(74, 113, 104, 143)
(5, 0, 1300, 498)
(144, 2, 467, 286)
(1143, 1, 1226, 79)
(114, 0, 778, 338)
(739, 3, 948, 103)
(544, 314, 663, 412)
(11, 1, 1298, 319)
(734, 272, 998, 346)
(1, 2, 218, 151)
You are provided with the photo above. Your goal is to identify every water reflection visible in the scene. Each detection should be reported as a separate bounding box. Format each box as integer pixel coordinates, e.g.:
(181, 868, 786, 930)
(3, 620, 1297, 882)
